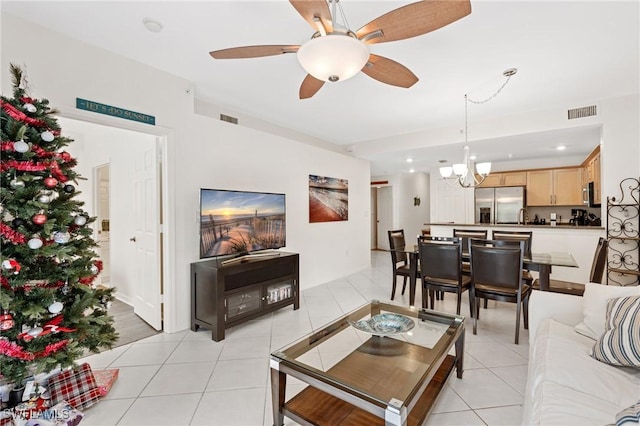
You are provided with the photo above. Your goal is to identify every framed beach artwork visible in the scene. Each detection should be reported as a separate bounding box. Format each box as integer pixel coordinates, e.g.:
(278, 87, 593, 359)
(309, 175, 348, 223)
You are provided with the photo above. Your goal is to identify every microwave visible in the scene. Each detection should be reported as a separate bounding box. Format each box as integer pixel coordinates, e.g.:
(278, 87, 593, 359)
(584, 181, 600, 207)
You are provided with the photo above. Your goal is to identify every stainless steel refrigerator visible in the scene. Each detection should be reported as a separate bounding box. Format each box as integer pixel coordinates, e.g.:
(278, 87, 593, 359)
(475, 186, 526, 224)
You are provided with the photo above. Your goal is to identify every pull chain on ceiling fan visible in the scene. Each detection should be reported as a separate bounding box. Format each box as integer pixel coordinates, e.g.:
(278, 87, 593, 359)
(209, 0, 471, 99)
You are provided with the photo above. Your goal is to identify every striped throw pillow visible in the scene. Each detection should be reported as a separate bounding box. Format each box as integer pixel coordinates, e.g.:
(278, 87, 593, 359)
(616, 400, 640, 426)
(590, 295, 640, 367)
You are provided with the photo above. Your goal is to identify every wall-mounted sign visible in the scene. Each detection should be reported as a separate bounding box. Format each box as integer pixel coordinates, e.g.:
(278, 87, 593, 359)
(76, 98, 155, 125)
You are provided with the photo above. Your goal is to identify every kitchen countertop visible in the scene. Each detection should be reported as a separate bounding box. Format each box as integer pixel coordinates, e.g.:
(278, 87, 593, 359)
(425, 223, 604, 230)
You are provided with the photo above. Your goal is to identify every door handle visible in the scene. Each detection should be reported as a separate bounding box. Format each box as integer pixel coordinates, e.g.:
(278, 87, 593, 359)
(129, 237, 136, 242)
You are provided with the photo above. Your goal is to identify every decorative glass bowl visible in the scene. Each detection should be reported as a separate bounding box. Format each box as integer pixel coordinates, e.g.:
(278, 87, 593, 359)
(348, 313, 415, 336)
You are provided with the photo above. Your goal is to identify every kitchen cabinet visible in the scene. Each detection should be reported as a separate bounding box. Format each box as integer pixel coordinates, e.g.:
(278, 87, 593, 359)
(583, 146, 601, 205)
(527, 168, 583, 206)
(477, 171, 527, 187)
(589, 153, 601, 204)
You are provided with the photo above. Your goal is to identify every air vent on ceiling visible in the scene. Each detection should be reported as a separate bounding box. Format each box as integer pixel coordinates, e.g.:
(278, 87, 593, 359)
(567, 105, 597, 120)
(220, 114, 238, 125)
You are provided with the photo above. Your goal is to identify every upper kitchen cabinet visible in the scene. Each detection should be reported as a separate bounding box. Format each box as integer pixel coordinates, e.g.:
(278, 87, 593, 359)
(527, 168, 583, 206)
(477, 171, 527, 187)
(583, 146, 601, 205)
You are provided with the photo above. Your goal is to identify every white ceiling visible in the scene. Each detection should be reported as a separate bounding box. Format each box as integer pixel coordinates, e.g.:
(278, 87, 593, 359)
(3, 1, 639, 175)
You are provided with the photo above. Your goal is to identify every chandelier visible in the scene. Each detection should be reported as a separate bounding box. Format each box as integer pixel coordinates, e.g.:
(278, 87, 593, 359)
(439, 68, 518, 188)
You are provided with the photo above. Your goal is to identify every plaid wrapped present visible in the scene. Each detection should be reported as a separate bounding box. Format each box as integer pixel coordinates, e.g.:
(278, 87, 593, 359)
(93, 369, 119, 397)
(48, 363, 100, 410)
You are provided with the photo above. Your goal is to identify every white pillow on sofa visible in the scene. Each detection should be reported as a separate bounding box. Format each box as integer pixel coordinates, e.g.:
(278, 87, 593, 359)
(574, 283, 640, 340)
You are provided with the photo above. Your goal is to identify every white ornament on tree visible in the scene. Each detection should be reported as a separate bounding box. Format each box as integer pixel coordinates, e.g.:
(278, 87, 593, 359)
(23, 103, 37, 113)
(13, 140, 30, 153)
(27, 326, 43, 337)
(27, 237, 43, 249)
(74, 215, 87, 226)
(90, 264, 99, 275)
(10, 178, 25, 189)
(53, 231, 71, 244)
(48, 301, 63, 314)
(41, 131, 54, 142)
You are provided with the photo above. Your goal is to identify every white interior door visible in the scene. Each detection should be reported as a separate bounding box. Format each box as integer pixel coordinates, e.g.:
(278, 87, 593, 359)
(376, 186, 393, 250)
(131, 139, 162, 330)
(94, 164, 110, 286)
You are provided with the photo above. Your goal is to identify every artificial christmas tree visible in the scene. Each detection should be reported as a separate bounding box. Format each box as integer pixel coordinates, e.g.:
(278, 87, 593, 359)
(0, 64, 117, 397)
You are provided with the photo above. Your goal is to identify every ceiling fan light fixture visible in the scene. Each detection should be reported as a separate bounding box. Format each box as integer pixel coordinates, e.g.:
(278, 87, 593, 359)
(297, 34, 369, 83)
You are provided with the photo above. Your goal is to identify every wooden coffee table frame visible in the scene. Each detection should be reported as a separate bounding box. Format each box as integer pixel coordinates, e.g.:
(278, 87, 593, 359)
(270, 301, 465, 426)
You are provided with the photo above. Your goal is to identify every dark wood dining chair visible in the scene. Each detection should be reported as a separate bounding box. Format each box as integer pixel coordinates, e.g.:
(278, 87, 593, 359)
(388, 229, 410, 300)
(418, 236, 472, 316)
(492, 230, 534, 284)
(532, 237, 608, 296)
(453, 229, 489, 274)
(470, 239, 530, 344)
(453, 229, 490, 307)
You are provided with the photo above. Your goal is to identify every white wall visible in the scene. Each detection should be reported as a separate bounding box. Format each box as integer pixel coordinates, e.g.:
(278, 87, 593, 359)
(599, 94, 640, 199)
(1, 13, 371, 333)
(398, 172, 430, 240)
(371, 172, 430, 243)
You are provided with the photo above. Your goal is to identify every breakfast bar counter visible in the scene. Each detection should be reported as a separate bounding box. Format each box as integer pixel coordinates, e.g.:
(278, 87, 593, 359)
(424, 222, 604, 230)
(425, 223, 605, 283)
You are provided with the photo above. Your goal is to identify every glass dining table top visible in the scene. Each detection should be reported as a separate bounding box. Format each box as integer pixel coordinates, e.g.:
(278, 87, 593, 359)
(393, 245, 579, 268)
(270, 300, 464, 409)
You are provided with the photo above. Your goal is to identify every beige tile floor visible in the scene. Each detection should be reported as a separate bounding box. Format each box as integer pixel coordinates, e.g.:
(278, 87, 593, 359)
(80, 251, 530, 425)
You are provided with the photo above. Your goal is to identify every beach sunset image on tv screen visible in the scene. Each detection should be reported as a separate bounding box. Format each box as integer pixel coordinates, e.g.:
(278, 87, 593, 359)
(200, 189, 286, 258)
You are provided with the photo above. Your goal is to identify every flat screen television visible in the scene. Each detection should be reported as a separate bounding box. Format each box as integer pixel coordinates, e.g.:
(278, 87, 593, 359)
(199, 188, 286, 259)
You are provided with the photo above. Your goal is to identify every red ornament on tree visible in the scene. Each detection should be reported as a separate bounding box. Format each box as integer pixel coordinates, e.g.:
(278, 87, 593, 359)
(32, 213, 47, 225)
(44, 177, 58, 188)
(0, 311, 15, 331)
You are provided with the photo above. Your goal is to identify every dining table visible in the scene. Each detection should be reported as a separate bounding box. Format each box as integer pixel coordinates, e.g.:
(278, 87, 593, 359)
(391, 245, 579, 307)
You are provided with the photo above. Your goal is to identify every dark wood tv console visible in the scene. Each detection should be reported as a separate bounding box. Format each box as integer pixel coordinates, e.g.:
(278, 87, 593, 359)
(190, 252, 299, 341)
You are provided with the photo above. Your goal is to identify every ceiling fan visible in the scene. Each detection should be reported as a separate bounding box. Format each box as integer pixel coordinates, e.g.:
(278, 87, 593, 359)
(209, 0, 471, 99)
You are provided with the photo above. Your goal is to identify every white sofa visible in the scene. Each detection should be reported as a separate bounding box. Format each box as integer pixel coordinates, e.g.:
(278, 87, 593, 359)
(522, 286, 640, 425)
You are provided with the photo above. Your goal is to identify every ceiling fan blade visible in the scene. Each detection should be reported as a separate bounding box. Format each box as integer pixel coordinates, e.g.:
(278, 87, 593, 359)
(361, 55, 418, 88)
(299, 74, 325, 99)
(356, 0, 471, 44)
(290, 0, 333, 33)
(210, 45, 299, 59)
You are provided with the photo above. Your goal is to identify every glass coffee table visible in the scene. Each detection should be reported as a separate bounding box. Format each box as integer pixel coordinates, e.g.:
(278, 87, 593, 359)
(270, 300, 465, 426)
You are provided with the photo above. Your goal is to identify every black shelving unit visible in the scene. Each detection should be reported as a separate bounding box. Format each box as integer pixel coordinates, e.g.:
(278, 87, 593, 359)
(606, 177, 640, 286)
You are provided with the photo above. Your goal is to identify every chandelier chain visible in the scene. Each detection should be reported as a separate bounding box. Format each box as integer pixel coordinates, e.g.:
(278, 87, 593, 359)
(466, 73, 515, 104)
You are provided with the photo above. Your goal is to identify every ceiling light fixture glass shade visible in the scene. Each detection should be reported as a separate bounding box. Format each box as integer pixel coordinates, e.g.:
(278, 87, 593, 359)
(297, 34, 369, 83)
(439, 146, 491, 187)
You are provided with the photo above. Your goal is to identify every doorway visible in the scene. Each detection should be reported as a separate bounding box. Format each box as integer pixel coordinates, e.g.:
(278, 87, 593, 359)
(59, 117, 164, 331)
(371, 185, 393, 250)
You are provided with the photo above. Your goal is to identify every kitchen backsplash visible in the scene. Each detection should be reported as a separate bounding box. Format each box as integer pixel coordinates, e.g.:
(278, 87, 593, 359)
(525, 206, 601, 224)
